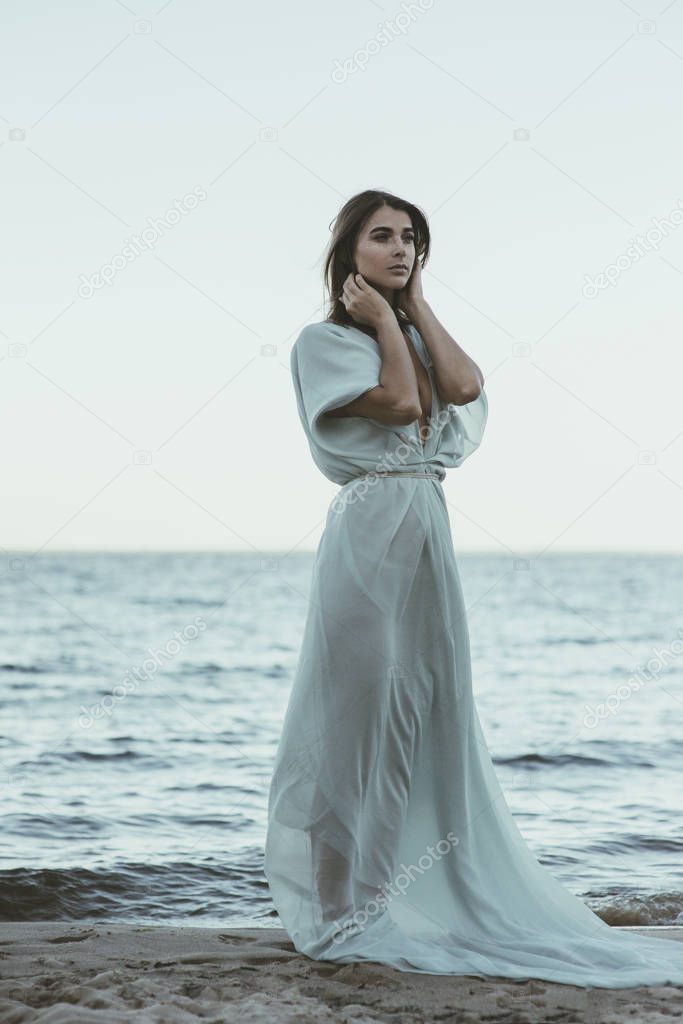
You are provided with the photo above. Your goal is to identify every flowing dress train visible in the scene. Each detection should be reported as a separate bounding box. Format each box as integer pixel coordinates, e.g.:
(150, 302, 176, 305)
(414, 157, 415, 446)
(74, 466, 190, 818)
(264, 319, 683, 987)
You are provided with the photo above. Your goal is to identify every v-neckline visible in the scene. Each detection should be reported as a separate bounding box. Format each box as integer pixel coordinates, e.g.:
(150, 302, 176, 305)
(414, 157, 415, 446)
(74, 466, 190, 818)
(406, 327, 435, 450)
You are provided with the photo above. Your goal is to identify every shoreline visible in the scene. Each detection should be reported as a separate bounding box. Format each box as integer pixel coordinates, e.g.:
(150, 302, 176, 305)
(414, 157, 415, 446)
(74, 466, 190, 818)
(1, 922, 682, 1022)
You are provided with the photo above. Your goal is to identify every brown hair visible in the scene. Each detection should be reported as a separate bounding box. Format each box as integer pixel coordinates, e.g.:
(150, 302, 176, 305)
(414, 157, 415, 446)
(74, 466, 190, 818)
(321, 190, 430, 337)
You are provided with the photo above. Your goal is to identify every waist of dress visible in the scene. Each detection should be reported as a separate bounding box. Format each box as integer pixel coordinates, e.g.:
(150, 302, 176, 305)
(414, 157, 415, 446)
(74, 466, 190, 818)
(350, 469, 444, 482)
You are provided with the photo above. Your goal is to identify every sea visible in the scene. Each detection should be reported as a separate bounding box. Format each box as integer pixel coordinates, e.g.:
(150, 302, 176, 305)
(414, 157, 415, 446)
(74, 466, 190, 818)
(1, 551, 682, 929)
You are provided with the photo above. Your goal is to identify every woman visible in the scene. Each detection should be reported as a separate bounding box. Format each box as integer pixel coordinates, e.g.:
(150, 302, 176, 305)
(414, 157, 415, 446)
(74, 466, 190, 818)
(264, 189, 683, 986)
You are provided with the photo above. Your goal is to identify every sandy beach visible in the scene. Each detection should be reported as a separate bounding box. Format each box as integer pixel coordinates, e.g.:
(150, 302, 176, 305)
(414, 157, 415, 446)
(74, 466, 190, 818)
(0, 922, 681, 1023)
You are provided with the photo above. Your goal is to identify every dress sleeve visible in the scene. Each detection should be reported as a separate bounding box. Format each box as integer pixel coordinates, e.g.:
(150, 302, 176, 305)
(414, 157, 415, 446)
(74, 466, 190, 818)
(291, 321, 382, 437)
(447, 386, 488, 466)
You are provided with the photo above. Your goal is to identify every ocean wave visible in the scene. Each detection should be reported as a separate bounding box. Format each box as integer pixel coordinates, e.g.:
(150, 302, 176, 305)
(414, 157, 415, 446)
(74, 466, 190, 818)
(0, 860, 270, 923)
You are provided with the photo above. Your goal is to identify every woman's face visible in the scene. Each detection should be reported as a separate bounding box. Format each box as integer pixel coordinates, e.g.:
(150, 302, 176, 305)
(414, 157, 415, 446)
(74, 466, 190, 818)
(353, 206, 415, 298)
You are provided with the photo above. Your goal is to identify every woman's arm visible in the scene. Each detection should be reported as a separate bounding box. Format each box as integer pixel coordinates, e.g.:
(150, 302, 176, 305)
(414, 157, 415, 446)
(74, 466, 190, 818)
(326, 282, 421, 424)
(409, 301, 484, 405)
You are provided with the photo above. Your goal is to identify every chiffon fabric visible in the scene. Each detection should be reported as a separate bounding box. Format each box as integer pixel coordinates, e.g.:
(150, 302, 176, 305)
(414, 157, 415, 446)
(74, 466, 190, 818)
(264, 319, 683, 987)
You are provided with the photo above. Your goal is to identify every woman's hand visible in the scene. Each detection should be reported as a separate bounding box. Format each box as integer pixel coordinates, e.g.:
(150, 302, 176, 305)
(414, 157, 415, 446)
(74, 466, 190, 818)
(396, 257, 426, 319)
(340, 273, 394, 329)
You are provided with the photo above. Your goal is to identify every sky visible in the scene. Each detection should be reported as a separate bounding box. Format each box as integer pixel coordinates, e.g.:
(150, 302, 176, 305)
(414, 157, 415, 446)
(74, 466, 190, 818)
(1, 0, 682, 555)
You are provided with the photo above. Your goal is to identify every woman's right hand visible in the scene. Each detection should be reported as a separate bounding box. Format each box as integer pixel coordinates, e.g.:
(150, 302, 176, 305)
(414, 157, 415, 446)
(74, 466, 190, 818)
(340, 273, 394, 330)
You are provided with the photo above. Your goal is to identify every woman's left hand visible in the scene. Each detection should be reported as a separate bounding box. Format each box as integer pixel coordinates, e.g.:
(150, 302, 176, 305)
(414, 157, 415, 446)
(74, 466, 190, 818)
(396, 257, 426, 318)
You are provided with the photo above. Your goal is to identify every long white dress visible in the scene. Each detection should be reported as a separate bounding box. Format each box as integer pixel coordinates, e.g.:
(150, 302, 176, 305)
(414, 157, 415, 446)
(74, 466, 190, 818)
(264, 319, 683, 987)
